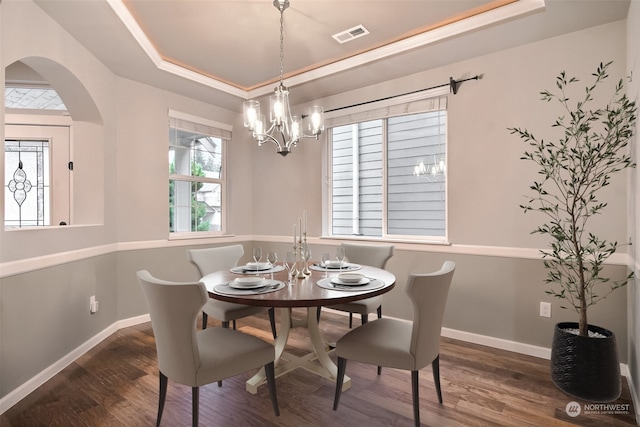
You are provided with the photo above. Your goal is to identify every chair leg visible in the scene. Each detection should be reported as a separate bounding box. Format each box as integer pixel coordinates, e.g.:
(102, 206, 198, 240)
(411, 370, 420, 427)
(268, 308, 277, 339)
(192, 387, 199, 427)
(219, 322, 229, 387)
(202, 312, 208, 330)
(361, 313, 368, 325)
(348, 313, 353, 328)
(333, 357, 347, 410)
(232, 320, 237, 330)
(265, 361, 280, 416)
(317, 306, 322, 324)
(432, 355, 443, 404)
(157, 372, 168, 427)
(376, 304, 383, 375)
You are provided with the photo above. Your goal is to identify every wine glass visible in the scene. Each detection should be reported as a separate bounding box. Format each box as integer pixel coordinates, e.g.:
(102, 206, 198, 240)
(284, 251, 295, 284)
(253, 247, 262, 273)
(321, 253, 331, 278)
(302, 246, 312, 275)
(267, 251, 278, 279)
(336, 247, 346, 273)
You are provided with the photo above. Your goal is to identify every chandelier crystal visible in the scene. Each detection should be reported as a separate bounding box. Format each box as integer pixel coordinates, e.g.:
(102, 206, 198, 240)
(243, 0, 324, 156)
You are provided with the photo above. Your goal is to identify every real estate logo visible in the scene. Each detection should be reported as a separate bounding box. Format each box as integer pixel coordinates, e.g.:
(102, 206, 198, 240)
(565, 401, 581, 417)
(564, 401, 630, 417)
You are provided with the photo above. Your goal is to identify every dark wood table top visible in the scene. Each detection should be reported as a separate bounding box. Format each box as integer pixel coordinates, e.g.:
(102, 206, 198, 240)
(200, 264, 396, 308)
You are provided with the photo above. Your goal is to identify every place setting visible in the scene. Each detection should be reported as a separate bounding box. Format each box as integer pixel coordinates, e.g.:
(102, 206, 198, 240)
(310, 248, 361, 272)
(316, 272, 384, 292)
(230, 248, 285, 275)
(214, 276, 286, 296)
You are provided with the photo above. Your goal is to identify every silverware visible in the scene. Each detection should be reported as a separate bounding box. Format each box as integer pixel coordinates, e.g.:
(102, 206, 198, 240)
(255, 284, 280, 293)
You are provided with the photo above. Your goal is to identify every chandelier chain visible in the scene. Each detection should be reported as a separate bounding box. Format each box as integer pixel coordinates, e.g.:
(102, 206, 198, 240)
(279, 7, 285, 84)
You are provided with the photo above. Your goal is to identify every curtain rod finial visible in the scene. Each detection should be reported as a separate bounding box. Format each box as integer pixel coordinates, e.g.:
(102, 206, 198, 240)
(449, 77, 459, 95)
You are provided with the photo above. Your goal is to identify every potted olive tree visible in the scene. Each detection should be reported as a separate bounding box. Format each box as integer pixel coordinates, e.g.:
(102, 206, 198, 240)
(509, 61, 636, 402)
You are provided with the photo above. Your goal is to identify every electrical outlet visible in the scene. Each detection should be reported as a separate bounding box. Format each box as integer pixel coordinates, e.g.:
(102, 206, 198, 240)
(90, 295, 98, 314)
(540, 301, 551, 318)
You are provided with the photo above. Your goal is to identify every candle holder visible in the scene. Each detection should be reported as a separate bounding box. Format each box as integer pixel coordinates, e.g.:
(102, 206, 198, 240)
(290, 245, 299, 280)
(302, 232, 311, 276)
(297, 237, 308, 279)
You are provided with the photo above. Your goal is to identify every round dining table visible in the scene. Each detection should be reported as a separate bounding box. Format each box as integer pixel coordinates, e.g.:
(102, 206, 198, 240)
(200, 263, 396, 394)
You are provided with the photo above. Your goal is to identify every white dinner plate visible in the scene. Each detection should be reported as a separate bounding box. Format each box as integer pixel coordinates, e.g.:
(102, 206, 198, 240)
(321, 261, 348, 269)
(316, 278, 383, 292)
(320, 261, 347, 268)
(338, 273, 364, 283)
(330, 277, 370, 286)
(229, 277, 266, 289)
(244, 262, 272, 270)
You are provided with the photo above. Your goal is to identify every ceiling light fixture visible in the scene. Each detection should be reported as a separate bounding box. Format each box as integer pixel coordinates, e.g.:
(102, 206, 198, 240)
(243, 0, 324, 156)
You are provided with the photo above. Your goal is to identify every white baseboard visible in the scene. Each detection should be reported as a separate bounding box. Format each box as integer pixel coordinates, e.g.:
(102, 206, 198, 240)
(118, 313, 151, 329)
(441, 327, 634, 412)
(441, 327, 552, 359)
(626, 369, 640, 426)
(0, 314, 150, 415)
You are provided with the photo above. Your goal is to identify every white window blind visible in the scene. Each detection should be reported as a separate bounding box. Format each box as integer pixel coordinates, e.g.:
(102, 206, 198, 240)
(329, 96, 447, 241)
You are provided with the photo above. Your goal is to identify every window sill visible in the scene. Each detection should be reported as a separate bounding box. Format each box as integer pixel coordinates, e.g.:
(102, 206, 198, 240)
(318, 235, 450, 246)
(168, 232, 235, 241)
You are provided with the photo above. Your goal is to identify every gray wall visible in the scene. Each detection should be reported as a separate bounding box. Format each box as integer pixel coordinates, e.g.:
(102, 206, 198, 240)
(0, 0, 636, 414)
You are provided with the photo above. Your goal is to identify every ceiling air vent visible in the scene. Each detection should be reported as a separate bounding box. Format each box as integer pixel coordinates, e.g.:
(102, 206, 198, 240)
(332, 25, 370, 44)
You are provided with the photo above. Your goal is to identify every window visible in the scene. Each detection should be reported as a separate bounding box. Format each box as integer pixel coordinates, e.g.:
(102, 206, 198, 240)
(328, 96, 447, 241)
(5, 140, 50, 227)
(4, 122, 71, 229)
(5, 86, 67, 110)
(168, 112, 230, 236)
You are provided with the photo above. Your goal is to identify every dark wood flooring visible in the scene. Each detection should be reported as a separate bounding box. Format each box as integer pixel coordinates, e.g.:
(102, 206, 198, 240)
(1, 309, 637, 426)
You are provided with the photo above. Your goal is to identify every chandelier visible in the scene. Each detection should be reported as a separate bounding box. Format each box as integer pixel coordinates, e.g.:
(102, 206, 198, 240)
(243, 0, 324, 156)
(414, 154, 446, 181)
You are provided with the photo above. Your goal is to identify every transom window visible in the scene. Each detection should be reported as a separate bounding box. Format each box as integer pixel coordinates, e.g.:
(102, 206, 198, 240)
(168, 112, 230, 236)
(328, 96, 447, 242)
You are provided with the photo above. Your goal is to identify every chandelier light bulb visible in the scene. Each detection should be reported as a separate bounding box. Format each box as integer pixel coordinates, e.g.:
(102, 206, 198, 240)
(309, 106, 324, 135)
(291, 117, 301, 141)
(255, 115, 266, 142)
(243, 100, 260, 131)
(273, 101, 283, 120)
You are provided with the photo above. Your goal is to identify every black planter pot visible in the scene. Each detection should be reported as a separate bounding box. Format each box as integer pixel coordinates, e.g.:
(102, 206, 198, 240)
(550, 322, 621, 402)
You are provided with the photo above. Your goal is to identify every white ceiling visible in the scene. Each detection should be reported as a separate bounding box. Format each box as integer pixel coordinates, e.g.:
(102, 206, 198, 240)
(29, 0, 631, 111)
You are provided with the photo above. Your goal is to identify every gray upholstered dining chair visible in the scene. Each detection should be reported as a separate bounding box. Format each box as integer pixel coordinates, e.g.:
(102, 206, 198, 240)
(323, 242, 394, 327)
(332, 261, 455, 427)
(187, 245, 277, 339)
(137, 270, 279, 427)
